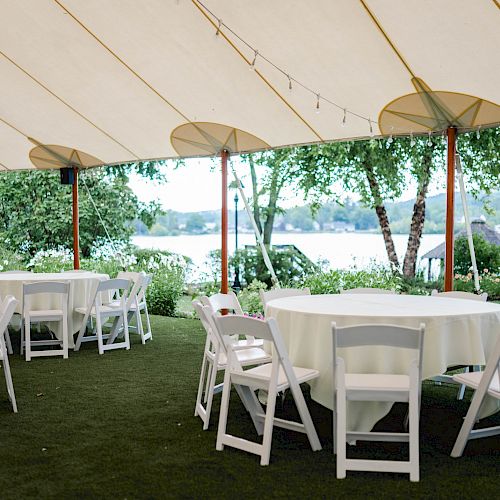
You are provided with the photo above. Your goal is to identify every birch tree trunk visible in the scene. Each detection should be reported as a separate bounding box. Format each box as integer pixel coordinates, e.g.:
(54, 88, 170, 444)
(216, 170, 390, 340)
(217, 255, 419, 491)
(402, 149, 433, 278)
(364, 163, 400, 269)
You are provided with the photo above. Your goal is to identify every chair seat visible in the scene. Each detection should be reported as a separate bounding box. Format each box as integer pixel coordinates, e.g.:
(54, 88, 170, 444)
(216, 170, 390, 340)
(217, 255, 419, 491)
(345, 373, 410, 392)
(453, 371, 500, 398)
(234, 338, 264, 348)
(26, 309, 64, 321)
(244, 363, 319, 390)
(208, 347, 271, 367)
(75, 305, 123, 316)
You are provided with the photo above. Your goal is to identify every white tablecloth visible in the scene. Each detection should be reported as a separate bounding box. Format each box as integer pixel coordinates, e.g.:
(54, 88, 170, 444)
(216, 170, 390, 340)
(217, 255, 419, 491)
(0, 272, 109, 348)
(266, 294, 500, 432)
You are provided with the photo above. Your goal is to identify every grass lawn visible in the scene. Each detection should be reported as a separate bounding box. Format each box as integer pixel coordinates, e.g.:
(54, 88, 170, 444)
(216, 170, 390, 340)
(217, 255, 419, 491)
(0, 315, 498, 499)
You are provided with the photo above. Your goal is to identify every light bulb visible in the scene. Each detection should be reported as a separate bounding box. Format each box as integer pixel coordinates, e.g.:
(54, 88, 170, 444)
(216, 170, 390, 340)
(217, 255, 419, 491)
(288, 75, 292, 92)
(215, 19, 222, 36)
(476, 126, 481, 139)
(410, 132, 415, 147)
(369, 119, 374, 136)
(316, 94, 320, 114)
(341, 109, 347, 127)
(249, 50, 258, 71)
(427, 132, 432, 146)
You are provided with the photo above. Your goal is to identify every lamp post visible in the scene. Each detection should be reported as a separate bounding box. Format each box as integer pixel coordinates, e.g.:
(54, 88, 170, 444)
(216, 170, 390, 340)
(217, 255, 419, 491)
(233, 191, 241, 290)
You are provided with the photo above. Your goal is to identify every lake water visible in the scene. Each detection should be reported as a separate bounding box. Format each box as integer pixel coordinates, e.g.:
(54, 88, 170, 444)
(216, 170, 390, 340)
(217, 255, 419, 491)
(132, 232, 445, 279)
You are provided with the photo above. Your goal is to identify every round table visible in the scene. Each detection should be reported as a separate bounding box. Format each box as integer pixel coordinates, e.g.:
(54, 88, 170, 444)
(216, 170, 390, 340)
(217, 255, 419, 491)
(0, 271, 109, 348)
(266, 293, 500, 432)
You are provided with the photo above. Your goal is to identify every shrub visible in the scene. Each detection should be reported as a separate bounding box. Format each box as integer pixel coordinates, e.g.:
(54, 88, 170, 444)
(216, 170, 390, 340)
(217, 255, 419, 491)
(298, 263, 403, 295)
(237, 279, 267, 315)
(0, 246, 27, 272)
(27, 247, 74, 272)
(454, 234, 500, 275)
(454, 270, 500, 300)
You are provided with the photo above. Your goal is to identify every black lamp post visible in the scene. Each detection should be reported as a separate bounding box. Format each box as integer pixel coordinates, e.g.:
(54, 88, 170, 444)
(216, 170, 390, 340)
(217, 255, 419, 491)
(233, 191, 241, 290)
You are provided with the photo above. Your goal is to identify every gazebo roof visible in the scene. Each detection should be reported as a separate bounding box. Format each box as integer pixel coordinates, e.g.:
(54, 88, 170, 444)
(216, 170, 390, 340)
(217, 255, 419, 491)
(422, 219, 500, 260)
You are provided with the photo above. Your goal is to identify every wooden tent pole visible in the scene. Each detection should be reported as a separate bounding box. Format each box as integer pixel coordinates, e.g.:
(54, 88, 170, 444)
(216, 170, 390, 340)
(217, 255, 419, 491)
(72, 167, 80, 270)
(444, 127, 456, 291)
(221, 150, 229, 294)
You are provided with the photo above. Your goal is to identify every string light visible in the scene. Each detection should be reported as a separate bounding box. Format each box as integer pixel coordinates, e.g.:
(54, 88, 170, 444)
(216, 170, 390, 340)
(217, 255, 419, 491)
(249, 49, 258, 71)
(287, 74, 292, 92)
(341, 108, 347, 127)
(476, 125, 481, 139)
(316, 94, 320, 114)
(410, 132, 415, 147)
(369, 119, 374, 136)
(215, 18, 222, 36)
(427, 131, 432, 146)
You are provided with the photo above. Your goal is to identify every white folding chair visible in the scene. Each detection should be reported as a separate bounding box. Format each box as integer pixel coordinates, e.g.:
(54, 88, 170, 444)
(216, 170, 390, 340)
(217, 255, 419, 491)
(260, 287, 311, 310)
(74, 278, 130, 355)
(0, 270, 32, 274)
(0, 296, 19, 412)
(430, 289, 488, 399)
(332, 322, 425, 482)
(192, 301, 271, 430)
(106, 273, 153, 344)
(451, 335, 500, 458)
(213, 314, 322, 465)
(202, 291, 262, 347)
(340, 288, 396, 294)
(21, 281, 70, 361)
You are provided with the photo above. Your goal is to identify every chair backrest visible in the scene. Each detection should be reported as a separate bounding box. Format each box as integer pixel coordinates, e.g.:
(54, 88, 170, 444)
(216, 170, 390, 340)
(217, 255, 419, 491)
(201, 291, 244, 315)
(136, 273, 153, 303)
(22, 281, 70, 313)
(192, 300, 226, 357)
(332, 322, 425, 379)
(96, 278, 130, 294)
(340, 288, 396, 295)
(62, 269, 88, 273)
(0, 296, 18, 335)
(260, 287, 311, 308)
(431, 289, 488, 301)
(213, 314, 292, 375)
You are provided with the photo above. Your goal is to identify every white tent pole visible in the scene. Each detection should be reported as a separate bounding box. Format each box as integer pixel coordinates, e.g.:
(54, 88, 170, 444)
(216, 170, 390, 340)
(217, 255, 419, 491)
(456, 153, 480, 292)
(230, 164, 280, 288)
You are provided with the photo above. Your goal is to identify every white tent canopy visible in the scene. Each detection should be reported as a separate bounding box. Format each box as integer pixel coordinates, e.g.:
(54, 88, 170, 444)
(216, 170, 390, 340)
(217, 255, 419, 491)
(1, 0, 499, 171)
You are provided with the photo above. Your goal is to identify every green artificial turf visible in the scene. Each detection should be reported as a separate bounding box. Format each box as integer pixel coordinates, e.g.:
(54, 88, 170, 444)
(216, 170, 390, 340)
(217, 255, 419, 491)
(0, 316, 498, 499)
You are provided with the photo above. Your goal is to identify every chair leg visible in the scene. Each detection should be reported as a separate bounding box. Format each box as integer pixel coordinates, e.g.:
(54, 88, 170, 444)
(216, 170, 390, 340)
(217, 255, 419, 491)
(122, 313, 130, 350)
(96, 315, 104, 355)
(195, 353, 209, 417)
(143, 303, 152, 340)
(25, 318, 31, 362)
(260, 382, 278, 466)
(409, 389, 420, 482)
(203, 358, 219, 430)
(4, 329, 13, 355)
(216, 367, 232, 452)
(336, 386, 346, 479)
(204, 362, 213, 404)
(74, 316, 88, 351)
(62, 316, 68, 360)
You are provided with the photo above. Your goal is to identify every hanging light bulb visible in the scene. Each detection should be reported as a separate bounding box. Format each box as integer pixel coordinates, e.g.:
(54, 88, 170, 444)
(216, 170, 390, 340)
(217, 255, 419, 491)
(215, 18, 222, 36)
(427, 131, 432, 146)
(386, 127, 394, 147)
(341, 109, 347, 127)
(410, 132, 415, 147)
(287, 74, 292, 92)
(249, 50, 258, 71)
(369, 119, 374, 136)
(476, 126, 481, 139)
(316, 94, 320, 114)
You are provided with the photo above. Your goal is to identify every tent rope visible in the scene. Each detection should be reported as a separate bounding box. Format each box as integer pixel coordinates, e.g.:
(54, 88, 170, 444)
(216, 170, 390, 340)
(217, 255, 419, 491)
(230, 161, 280, 288)
(456, 153, 480, 292)
(80, 173, 126, 270)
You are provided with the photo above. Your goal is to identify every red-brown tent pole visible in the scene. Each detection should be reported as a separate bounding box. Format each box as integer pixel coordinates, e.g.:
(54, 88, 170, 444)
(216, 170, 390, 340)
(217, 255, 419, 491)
(72, 166, 80, 270)
(444, 127, 456, 291)
(221, 150, 229, 294)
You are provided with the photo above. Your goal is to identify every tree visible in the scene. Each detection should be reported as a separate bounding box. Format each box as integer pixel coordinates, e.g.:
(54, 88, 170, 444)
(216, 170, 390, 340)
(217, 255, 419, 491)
(0, 167, 162, 256)
(185, 213, 205, 233)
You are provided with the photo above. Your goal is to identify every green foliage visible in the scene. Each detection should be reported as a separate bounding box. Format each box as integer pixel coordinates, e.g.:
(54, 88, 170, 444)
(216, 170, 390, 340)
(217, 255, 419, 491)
(297, 263, 403, 295)
(231, 247, 317, 287)
(237, 279, 267, 315)
(453, 271, 500, 300)
(0, 168, 162, 257)
(0, 245, 28, 272)
(454, 234, 500, 275)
